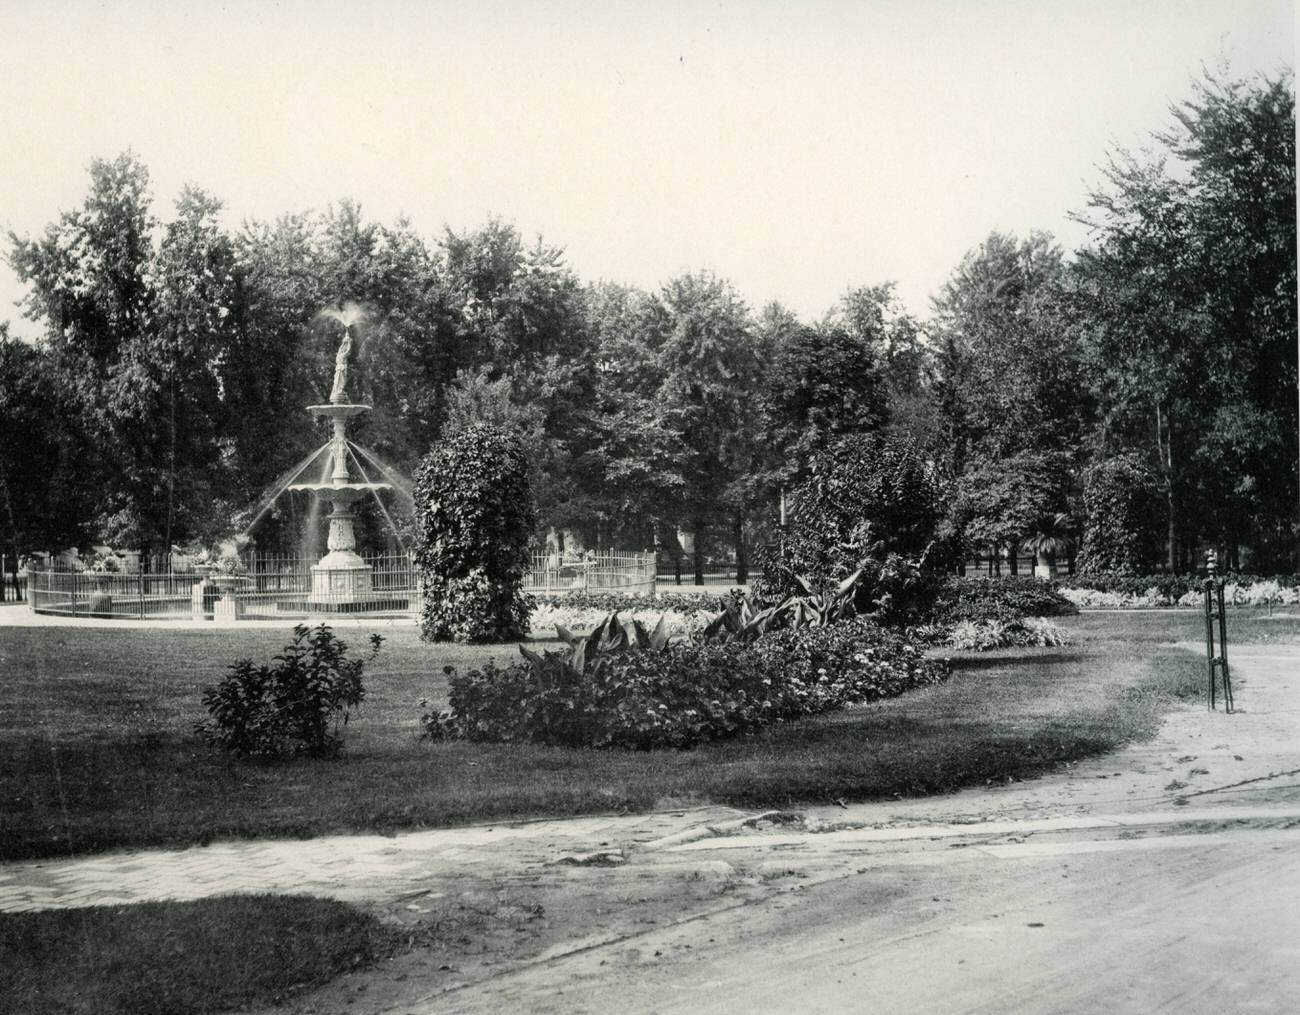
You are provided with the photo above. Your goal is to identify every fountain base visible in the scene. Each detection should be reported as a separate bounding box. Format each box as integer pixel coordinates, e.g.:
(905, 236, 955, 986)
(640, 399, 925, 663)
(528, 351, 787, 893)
(307, 557, 375, 606)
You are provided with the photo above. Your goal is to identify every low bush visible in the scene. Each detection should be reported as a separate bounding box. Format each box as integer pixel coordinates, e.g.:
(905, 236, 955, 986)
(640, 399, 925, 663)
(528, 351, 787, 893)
(422, 615, 947, 750)
(533, 591, 730, 615)
(1057, 573, 1300, 608)
(934, 575, 1079, 623)
(531, 599, 715, 643)
(196, 625, 383, 758)
(750, 617, 949, 711)
(917, 617, 1072, 651)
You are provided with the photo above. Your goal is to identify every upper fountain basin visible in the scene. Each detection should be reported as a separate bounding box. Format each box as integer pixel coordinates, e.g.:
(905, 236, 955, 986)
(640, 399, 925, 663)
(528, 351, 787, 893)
(307, 403, 371, 419)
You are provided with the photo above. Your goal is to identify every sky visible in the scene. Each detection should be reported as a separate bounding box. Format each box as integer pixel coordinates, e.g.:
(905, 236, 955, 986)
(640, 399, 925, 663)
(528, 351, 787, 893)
(0, 0, 1293, 340)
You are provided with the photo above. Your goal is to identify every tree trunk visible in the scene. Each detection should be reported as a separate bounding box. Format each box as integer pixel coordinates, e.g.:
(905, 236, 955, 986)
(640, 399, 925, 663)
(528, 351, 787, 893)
(1157, 403, 1176, 573)
(692, 520, 706, 586)
(732, 512, 748, 585)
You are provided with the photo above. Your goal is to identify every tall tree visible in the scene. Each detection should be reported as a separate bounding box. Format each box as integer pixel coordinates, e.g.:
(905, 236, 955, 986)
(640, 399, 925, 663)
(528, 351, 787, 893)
(930, 231, 1090, 569)
(655, 272, 763, 583)
(0, 331, 98, 566)
(1074, 68, 1296, 569)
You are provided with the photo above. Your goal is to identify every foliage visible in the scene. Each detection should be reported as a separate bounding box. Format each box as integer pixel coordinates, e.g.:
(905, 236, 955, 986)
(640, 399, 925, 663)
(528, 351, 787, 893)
(933, 576, 1079, 624)
(0, 334, 98, 556)
(753, 432, 946, 625)
(1022, 511, 1075, 568)
(532, 590, 728, 616)
(701, 569, 863, 641)
(413, 424, 536, 642)
(196, 625, 381, 758)
(1076, 454, 1165, 574)
(423, 616, 946, 750)
(1057, 572, 1300, 607)
(917, 617, 1072, 652)
(1073, 69, 1297, 569)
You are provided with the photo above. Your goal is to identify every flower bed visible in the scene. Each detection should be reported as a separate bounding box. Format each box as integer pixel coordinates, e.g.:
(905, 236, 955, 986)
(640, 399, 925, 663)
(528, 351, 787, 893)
(424, 615, 947, 750)
(529, 592, 725, 642)
(1055, 573, 1300, 609)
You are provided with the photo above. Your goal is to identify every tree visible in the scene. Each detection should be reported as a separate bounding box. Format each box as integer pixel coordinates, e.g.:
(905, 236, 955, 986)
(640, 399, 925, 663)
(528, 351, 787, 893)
(756, 432, 947, 624)
(8, 152, 178, 555)
(954, 449, 1073, 575)
(1074, 68, 1297, 569)
(930, 231, 1091, 568)
(654, 272, 763, 583)
(0, 332, 98, 570)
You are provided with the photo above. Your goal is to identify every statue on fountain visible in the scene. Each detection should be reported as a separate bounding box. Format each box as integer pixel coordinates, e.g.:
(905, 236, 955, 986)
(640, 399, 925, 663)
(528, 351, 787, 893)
(329, 326, 353, 404)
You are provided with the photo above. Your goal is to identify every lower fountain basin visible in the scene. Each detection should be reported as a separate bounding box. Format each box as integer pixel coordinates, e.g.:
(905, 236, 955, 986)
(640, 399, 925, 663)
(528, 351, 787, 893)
(286, 483, 392, 503)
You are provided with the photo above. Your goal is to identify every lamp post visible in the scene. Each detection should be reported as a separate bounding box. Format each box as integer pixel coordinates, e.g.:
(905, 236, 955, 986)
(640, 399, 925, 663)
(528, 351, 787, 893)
(1203, 548, 1234, 713)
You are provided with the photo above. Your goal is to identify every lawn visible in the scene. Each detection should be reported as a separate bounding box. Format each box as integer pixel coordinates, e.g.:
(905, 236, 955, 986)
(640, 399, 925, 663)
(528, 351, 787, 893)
(5, 608, 1294, 1015)
(0, 894, 399, 1015)
(4, 609, 1284, 862)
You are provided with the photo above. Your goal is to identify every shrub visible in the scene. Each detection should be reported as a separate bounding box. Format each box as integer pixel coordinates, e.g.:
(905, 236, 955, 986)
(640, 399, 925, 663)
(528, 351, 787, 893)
(531, 601, 711, 643)
(749, 617, 950, 712)
(196, 625, 382, 758)
(1055, 572, 1300, 608)
(753, 433, 948, 625)
(533, 591, 730, 615)
(926, 617, 1072, 651)
(1077, 454, 1165, 574)
(413, 424, 536, 643)
(530, 591, 726, 642)
(422, 614, 948, 750)
(934, 575, 1079, 623)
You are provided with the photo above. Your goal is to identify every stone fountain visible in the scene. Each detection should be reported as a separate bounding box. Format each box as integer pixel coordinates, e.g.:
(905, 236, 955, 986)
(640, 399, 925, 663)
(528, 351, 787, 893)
(288, 318, 395, 610)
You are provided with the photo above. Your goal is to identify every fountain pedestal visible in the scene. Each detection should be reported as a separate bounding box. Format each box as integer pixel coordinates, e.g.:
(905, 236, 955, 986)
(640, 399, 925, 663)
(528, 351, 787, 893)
(290, 402, 397, 612)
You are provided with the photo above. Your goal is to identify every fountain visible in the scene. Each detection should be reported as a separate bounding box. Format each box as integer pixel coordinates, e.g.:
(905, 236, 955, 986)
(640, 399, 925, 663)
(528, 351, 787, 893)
(287, 312, 398, 611)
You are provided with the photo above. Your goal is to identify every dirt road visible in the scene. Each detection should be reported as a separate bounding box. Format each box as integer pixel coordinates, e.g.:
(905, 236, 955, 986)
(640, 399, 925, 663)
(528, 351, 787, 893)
(432, 816, 1300, 1014)
(263, 644, 1300, 1015)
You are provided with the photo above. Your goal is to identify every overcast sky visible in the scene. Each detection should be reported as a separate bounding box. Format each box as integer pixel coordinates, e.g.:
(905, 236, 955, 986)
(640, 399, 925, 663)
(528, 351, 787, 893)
(0, 0, 1293, 339)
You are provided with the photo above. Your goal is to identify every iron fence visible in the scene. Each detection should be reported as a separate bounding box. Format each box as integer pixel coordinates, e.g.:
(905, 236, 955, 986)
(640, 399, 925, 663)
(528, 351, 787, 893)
(26, 549, 657, 619)
(27, 569, 206, 619)
(525, 550, 656, 595)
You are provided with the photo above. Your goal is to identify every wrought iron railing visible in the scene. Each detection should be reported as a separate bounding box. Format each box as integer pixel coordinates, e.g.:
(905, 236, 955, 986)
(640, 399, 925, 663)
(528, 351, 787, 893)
(525, 550, 657, 595)
(26, 548, 657, 619)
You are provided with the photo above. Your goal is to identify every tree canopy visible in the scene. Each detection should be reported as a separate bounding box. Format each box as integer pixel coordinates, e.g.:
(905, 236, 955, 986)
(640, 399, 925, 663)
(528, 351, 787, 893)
(4, 67, 1295, 577)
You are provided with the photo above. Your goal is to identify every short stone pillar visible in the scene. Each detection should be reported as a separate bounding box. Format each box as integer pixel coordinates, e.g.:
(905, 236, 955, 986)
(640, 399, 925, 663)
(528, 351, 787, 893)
(191, 578, 216, 619)
(213, 591, 245, 622)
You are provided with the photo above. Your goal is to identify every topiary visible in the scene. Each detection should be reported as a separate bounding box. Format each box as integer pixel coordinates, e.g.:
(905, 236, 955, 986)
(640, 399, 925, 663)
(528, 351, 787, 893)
(413, 424, 537, 643)
(1077, 454, 1165, 574)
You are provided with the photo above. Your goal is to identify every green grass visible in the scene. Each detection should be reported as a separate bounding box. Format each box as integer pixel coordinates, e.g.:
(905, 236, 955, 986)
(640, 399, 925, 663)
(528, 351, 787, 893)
(4, 610, 1284, 1015)
(1, 611, 1270, 861)
(0, 894, 398, 1015)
